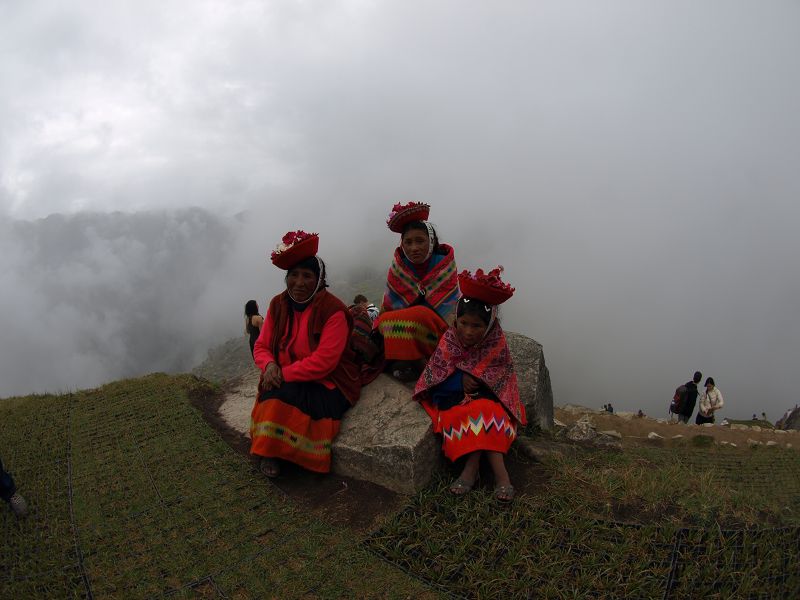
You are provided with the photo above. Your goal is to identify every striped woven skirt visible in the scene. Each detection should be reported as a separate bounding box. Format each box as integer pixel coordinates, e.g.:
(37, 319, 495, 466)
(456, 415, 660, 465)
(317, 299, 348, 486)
(422, 397, 517, 462)
(376, 305, 448, 361)
(250, 382, 350, 473)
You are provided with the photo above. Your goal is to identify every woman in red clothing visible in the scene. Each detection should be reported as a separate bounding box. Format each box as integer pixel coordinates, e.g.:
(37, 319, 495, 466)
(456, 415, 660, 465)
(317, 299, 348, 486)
(414, 267, 526, 502)
(250, 231, 361, 478)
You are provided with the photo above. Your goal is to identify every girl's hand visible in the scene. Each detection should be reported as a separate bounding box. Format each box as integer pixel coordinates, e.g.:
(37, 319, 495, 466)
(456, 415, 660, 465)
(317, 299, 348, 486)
(463, 373, 481, 395)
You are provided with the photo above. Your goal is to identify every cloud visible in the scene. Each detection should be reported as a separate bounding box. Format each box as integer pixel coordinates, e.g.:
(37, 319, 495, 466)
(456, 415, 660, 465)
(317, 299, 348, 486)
(1, 2, 800, 419)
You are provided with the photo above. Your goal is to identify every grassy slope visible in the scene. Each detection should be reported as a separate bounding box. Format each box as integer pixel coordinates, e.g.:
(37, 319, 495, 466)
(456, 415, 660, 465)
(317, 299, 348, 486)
(4, 372, 800, 599)
(0, 374, 433, 599)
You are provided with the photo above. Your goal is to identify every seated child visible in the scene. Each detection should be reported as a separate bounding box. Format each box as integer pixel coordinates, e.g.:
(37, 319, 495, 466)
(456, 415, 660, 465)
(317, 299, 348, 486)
(413, 267, 525, 502)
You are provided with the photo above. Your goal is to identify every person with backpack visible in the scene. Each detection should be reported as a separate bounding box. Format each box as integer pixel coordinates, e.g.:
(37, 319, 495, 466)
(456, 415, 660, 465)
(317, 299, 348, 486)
(673, 371, 702, 423)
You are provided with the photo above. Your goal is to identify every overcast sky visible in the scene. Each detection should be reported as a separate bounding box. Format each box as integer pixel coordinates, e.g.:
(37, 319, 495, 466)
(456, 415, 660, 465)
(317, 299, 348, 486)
(1, 1, 799, 420)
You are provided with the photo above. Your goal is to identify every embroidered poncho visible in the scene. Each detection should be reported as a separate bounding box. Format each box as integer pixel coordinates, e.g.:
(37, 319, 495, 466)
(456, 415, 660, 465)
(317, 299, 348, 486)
(414, 322, 526, 425)
(382, 244, 459, 323)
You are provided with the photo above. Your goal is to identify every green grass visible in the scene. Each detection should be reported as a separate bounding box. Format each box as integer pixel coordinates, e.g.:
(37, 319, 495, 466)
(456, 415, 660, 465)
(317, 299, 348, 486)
(4, 375, 800, 599)
(367, 444, 800, 599)
(0, 374, 432, 599)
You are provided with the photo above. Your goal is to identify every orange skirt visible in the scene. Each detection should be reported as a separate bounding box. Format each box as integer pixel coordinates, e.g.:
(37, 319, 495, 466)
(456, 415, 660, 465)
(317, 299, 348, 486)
(422, 397, 517, 462)
(250, 382, 349, 473)
(376, 305, 448, 361)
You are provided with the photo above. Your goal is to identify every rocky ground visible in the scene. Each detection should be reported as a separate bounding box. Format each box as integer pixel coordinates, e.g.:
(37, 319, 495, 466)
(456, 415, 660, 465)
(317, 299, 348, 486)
(554, 405, 799, 450)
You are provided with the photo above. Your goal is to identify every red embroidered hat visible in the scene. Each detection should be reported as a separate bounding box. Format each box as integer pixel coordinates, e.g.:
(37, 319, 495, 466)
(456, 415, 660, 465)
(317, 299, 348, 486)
(387, 202, 430, 233)
(458, 266, 515, 305)
(270, 230, 319, 270)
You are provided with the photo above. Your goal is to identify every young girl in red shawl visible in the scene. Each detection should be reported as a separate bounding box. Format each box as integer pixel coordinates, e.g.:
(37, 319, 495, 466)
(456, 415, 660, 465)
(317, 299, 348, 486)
(413, 267, 525, 502)
(375, 202, 460, 379)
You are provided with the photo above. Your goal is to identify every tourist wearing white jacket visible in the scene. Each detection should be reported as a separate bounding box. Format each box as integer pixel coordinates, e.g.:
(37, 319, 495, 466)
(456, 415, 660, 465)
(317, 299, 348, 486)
(696, 377, 723, 424)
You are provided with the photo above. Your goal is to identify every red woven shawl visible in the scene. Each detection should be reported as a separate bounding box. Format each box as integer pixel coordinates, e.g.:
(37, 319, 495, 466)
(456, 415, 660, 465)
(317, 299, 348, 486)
(414, 323, 526, 425)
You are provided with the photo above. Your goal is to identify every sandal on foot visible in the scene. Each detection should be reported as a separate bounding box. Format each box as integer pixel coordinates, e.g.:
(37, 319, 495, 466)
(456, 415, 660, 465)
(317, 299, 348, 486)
(494, 484, 515, 503)
(449, 477, 477, 496)
(259, 458, 280, 478)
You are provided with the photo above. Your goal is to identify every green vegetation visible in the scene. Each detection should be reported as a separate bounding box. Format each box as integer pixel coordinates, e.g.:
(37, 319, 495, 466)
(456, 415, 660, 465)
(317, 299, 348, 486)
(3, 374, 799, 598)
(0, 374, 431, 599)
(368, 445, 800, 599)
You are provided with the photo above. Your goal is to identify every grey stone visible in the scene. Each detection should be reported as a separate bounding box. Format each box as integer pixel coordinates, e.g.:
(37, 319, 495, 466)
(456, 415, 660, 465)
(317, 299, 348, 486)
(332, 374, 442, 494)
(647, 432, 664, 440)
(672, 435, 685, 440)
(599, 430, 622, 439)
(750, 425, 762, 433)
(774, 429, 787, 434)
(765, 441, 778, 447)
(730, 424, 749, 431)
(702, 423, 714, 428)
(566, 416, 597, 442)
(506, 331, 554, 430)
(553, 418, 567, 428)
(747, 438, 763, 447)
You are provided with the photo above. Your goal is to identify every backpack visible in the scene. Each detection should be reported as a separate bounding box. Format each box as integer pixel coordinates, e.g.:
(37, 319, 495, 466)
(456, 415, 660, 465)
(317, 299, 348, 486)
(670, 384, 688, 414)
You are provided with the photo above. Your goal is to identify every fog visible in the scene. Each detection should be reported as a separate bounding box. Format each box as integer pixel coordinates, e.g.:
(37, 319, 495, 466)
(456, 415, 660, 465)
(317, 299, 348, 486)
(1, 2, 799, 419)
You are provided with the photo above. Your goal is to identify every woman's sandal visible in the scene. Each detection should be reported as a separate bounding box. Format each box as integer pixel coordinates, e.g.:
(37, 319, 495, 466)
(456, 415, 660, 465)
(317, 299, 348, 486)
(449, 475, 478, 496)
(259, 458, 280, 479)
(494, 484, 515, 503)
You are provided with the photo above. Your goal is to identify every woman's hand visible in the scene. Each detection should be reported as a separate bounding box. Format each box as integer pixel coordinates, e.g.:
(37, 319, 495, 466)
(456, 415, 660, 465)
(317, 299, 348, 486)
(463, 373, 481, 395)
(261, 362, 283, 390)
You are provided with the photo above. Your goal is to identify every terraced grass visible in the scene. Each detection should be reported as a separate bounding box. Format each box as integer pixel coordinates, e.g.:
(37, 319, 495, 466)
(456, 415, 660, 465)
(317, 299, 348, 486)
(0, 374, 433, 599)
(4, 374, 799, 598)
(367, 447, 800, 599)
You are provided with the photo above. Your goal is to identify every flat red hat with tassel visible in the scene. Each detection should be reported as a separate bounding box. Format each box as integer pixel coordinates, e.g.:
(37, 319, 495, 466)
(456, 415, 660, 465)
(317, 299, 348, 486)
(270, 230, 319, 270)
(386, 202, 430, 233)
(458, 266, 515, 305)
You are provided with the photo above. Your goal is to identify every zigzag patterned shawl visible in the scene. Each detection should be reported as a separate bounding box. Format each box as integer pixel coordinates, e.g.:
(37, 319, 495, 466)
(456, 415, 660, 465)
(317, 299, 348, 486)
(414, 323, 526, 425)
(382, 244, 459, 323)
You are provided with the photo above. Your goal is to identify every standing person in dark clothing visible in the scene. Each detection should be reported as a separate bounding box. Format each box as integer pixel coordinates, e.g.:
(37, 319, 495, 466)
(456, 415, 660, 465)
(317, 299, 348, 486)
(677, 371, 702, 424)
(1, 457, 27, 518)
(244, 300, 264, 359)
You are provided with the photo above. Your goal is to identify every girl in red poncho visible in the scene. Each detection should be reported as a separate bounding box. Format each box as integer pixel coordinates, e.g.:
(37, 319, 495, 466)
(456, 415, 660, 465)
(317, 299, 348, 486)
(375, 202, 460, 380)
(413, 267, 525, 502)
(250, 231, 361, 478)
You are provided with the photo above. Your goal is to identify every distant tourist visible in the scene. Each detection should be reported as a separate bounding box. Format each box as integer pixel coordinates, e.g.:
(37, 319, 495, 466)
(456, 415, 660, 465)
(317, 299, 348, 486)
(696, 377, 724, 425)
(244, 300, 264, 359)
(1, 457, 27, 518)
(414, 267, 524, 503)
(250, 232, 362, 478)
(374, 202, 459, 381)
(761, 412, 767, 421)
(637, 409, 645, 418)
(752, 414, 758, 421)
(606, 403, 614, 414)
(675, 371, 702, 424)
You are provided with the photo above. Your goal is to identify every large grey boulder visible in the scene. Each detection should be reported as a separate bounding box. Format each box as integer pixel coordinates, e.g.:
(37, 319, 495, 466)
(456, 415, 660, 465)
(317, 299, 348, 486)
(331, 374, 442, 494)
(505, 331, 554, 430)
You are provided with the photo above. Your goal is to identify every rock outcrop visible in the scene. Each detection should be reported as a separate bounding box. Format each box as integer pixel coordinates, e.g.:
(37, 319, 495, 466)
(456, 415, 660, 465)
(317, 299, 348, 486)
(778, 407, 800, 430)
(331, 375, 442, 495)
(505, 331, 554, 430)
